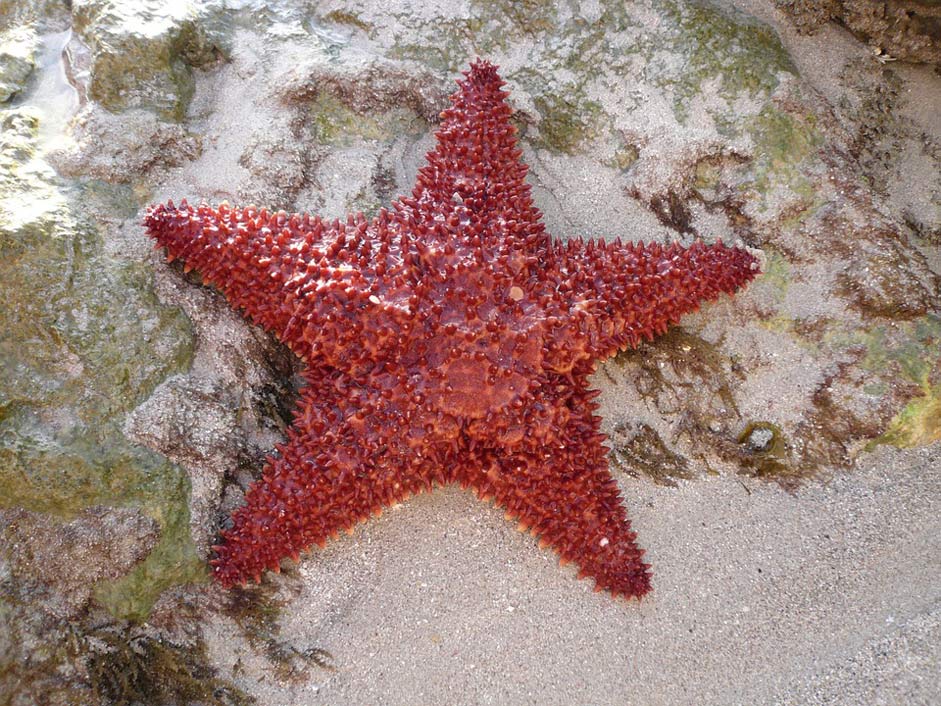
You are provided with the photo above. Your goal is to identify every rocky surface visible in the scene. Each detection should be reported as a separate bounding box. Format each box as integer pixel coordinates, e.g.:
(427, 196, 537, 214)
(0, 25, 37, 102)
(777, 0, 941, 64)
(0, 0, 939, 703)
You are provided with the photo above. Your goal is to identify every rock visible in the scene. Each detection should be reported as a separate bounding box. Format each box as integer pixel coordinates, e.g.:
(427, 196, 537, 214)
(0, 0, 70, 31)
(70, 0, 229, 119)
(0, 24, 37, 101)
(0, 506, 158, 618)
(777, 0, 941, 64)
(0, 106, 202, 622)
(49, 105, 202, 182)
(279, 55, 449, 121)
(773, 0, 842, 34)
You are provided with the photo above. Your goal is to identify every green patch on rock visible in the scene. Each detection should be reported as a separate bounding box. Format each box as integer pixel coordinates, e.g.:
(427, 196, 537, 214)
(307, 92, 419, 147)
(390, 15, 484, 74)
(851, 315, 941, 386)
(736, 420, 792, 478)
(758, 249, 790, 300)
(606, 142, 640, 172)
(754, 249, 794, 333)
(652, 0, 796, 122)
(870, 384, 941, 449)
(0, 108, 201, 620)
(828, 315, 941, 450)
(861, 316, 941, 450)
(71, 0, 229, 120)
(470, 0, 558, 42)
(530, 90, 603, 154)
(745, 106, 823, 204)
(324, 9, 373, 33)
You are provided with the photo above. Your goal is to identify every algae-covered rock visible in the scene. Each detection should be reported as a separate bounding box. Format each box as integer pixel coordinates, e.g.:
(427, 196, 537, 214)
(49, 105, 202, 183)
(279, 56, 449, 121)
(777, 0, 941, 64)
(0, 506, 158, 618)
(0, 107, 203, 621)
(70, 0, 229, 119)
(0, 24, 37, 101)
(267, 55, 445, 212)
(0, 0, 70, 30)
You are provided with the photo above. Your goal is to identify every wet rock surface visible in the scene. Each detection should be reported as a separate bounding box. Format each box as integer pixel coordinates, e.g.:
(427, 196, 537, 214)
(0, 0, 939, 703)
(0, 506, 158, 618)
(0, 24, 37, 102)
(70, 0, 229, 119)
(777, 0, 941, 64)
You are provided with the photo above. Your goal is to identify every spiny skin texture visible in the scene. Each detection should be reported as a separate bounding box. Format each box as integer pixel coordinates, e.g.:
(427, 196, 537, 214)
(144, 60, 759, 599)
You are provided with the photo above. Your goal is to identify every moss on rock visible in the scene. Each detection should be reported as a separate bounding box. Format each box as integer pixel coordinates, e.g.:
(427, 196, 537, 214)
(0, 108, 202, 621)
(746, 106, 823, 205)
(71, 0, 229, 120)
(652, 0, 796, 122)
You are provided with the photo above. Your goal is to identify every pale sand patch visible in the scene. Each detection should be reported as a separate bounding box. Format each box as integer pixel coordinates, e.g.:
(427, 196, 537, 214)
(203, 442, 940, 705)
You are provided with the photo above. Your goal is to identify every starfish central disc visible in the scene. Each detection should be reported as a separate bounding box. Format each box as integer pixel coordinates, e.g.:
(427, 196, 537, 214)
(143, 59, 759, 599)
(420, 316, 544, 418)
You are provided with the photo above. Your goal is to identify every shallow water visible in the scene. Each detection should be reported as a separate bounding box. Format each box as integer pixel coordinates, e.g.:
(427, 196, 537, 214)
(12, 29, 78, 151)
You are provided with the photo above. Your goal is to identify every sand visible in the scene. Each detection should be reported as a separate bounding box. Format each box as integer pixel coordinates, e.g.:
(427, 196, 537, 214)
(200, 441, 940, 705)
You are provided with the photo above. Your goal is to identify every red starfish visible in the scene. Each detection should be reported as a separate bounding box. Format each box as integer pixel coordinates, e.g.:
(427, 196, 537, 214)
(144, 60, 758, 598)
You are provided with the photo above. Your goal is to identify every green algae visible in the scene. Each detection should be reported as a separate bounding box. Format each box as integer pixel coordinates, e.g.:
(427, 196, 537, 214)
(606, 142, 640, 172)
(826, 315, 941, 451)
(308, 92, 420, 147)
(386, 0, 798, 152)
(0, 108, 202, 621)
(472, 0, 558, 40)
(80, 625, 252, 706)
(836, 315, 941, 386)
(226, 586, 336, 682)
(389, 0, 555, 70)
(745, 106, 823, 205)
(870, 385, 941, 449)
(610, 421, 694, 487)
(324, 9, 373, 34)
(754, 249, 795, 333)
(389, 14, 483, 74)
(860, 316, 941, 450)
(71, 0, 229, 120)
(758, 249, 790, 301)
(653, 0, 796, 122)
(615, 328, 740, 415)
(736, 421, 792, 478)
(525, 86, 603, 154)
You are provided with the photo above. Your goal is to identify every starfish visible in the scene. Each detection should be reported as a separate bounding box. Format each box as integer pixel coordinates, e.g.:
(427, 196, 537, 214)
(144, 60, 758, 598)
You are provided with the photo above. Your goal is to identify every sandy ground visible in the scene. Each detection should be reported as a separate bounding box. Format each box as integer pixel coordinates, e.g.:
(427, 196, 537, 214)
(203, 441, 940, 705)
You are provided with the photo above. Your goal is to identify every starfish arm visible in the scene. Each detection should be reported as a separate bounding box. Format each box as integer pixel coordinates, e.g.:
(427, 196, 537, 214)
(211, 371, 436, 587)
(464, 384, 651, 598)
(402, 59, 549, 251)
(144, 199, 376, 353)
(555, 238, 759, 361)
